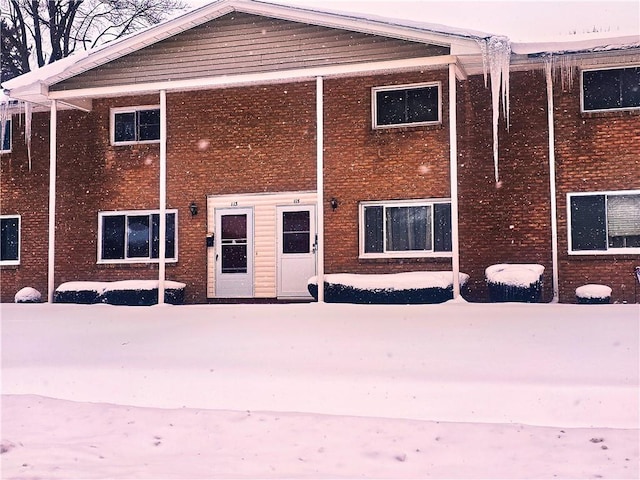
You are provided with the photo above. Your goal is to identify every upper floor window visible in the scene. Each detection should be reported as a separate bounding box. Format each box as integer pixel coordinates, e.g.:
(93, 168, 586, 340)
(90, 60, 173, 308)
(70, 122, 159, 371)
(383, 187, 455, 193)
(1, 215, 20, 265)
(1, 120, 11, 153)
(372, 83, 441, 129)
(568, 191, 640, 254)
(359, 199, 451, 258)
(111, 106, 160, 145)
(582, 66, 640, 112)
(98, 210, 177, 263)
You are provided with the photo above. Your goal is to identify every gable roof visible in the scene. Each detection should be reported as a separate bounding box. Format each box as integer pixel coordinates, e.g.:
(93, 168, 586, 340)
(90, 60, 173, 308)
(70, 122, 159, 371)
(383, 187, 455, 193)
(2, 0, 489, 108)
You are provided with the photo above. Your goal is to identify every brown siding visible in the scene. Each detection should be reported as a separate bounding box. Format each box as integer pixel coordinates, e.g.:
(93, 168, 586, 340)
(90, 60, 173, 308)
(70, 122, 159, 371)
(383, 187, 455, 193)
(52, 12, 449, 91)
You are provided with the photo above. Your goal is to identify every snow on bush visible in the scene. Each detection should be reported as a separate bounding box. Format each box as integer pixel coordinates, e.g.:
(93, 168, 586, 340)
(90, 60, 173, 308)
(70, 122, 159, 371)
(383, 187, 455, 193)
(54, 280, 186, 305)
(485, 264, 544, 287)
(14, 286, 42, 303)
(576, 284, 612, 300)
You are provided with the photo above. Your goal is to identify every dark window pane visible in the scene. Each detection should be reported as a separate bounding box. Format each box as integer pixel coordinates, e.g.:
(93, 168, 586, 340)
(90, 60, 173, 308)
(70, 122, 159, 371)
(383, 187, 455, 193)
(1, 217, 19, 261)
(376, 86, 439, 126)
(283, 211, 310, 233)
(221, 245, 247, 273)
(386, 206, 430, 251)
(434, 203, 452, 252)
(364, 206, 384, 253)
(114, 112, 136, 142)
(1, 120, 10, 151)
(102, 215, 125, 260)
(151, 213, 176, 259)
(584, 67, 640, 111)
(221, 214, 247, 240)
(621, 67, 640, 109)
(570, 195, 606, 250)
(127, 215, 150, 258)
(283, 233, 310, 254)
(137, 109, 160, 141)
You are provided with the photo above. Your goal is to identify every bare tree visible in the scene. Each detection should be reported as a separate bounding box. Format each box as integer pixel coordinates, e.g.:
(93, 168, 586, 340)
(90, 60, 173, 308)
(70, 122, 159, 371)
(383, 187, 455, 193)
(1, 0, 189, 82)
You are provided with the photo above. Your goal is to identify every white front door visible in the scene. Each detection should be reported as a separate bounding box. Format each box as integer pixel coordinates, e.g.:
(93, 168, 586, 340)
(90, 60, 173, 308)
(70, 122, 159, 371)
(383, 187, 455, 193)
(277, 205, 316, 298)
(215, 207, 254, 297)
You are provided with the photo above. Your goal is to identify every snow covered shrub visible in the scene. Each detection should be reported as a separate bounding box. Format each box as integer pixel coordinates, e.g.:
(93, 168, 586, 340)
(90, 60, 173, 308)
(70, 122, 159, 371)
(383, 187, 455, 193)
(485, 264, 544, 303)
(575, 284, 612, 304)
(54, 282, 104, 304)
(100, 280, 185, 306)
(14, 287, 42, 303)
(308, 272, 469, 304)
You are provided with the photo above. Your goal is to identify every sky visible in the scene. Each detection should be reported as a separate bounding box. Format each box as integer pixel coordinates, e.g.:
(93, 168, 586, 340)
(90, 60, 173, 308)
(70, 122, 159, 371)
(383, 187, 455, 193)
(185, 0, 640, 42)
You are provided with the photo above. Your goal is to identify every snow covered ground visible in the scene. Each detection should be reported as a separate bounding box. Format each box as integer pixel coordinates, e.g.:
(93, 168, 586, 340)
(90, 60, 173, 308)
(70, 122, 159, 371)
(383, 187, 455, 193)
(2, 301, 639, 479)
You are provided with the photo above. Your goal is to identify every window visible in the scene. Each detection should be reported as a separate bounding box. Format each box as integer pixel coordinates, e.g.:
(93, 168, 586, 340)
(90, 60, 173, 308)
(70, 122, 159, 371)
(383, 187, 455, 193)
(1, 119, 11, 153)
(1, 215, 20, 265)
(360, 199, 451, 258)
(582, 66, 640, 112)
(372, 83, 441, 128)
(568, 191, 640, 254)
(111, 106, 160, 144)
(98, 210, 177, 263)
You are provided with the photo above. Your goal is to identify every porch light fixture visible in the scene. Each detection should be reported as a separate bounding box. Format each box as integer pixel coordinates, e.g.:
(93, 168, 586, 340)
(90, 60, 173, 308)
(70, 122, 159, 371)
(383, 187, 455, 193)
(330, 197, 339, 210)
(189, 201, 198, 216)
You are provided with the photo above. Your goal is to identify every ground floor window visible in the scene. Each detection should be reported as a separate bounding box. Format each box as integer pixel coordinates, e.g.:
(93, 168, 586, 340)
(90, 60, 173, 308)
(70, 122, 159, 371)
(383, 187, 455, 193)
(359, 199, 451, 258)
(1, 215, 20, 264)
(1, 119, 11, 153)
(568, 191, 640, 254)
(98, 210, 177, 263)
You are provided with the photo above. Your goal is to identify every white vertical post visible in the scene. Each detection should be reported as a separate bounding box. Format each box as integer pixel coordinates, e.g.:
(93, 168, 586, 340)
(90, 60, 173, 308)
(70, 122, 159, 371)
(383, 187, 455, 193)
(545, 62, 560, 303)
(316, 76, 325, 303)
(158, 89, 167, 305)
(448, 63, 461, 299)
(47, 100, 58, 303)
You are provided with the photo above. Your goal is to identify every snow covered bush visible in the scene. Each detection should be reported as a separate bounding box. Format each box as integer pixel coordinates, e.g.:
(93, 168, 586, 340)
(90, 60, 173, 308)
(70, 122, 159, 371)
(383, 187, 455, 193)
(576, 284, 612, 304)
(54, 280, 186, 306)
(14, 287, 42, 303)
(485, 264, 544, 303)
(307, 271, 469, 304)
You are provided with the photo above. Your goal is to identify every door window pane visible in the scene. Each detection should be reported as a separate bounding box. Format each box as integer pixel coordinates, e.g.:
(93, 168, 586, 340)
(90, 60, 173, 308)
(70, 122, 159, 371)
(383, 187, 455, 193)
(221, 215, 247, 240)
(222, 245, 247, 273)
(283, 211, 310, 254)
(221, 214, 247, 273)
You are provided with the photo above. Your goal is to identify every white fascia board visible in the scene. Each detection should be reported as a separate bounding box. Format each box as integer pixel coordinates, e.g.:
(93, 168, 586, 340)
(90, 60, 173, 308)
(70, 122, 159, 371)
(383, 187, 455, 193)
(48, 55, 460, 100)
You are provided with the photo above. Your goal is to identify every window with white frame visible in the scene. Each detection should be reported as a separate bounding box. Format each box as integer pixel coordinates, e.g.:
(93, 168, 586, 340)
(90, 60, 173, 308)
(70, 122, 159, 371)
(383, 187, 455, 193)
(98, 210, 177, 263)
(111, 106, 160, 145)
(582, 66, 640, 112)
(568, 191, 640, 254)
(1, 119, 11, 153)
(1, 215, 20, 264)
(360, 199, 452, 258)
(372, 83, 441, 128)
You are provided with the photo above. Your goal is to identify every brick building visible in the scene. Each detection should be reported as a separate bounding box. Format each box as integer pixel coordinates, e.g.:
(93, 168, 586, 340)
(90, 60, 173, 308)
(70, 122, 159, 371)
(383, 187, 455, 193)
(1, 0, 639, 303)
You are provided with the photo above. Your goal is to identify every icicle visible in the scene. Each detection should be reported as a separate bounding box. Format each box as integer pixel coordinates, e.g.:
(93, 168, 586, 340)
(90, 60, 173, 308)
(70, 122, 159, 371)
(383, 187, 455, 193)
(24, 101, 32, 171)
(0, 100, 9, 152)
(479, 36, 511, 183)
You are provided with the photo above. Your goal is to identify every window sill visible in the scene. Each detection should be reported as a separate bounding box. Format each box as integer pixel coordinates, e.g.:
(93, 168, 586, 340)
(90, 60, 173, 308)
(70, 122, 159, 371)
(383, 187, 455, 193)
(567, 250, 640, 257)
(97, 260, 178, 268)
(359, 252, 453, 260)
(581, 108, 640, 120)
(0, 263, 20, 269)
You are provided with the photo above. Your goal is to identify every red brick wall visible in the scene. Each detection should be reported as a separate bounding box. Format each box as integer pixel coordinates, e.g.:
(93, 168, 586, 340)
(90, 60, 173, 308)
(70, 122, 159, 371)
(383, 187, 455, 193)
(553, 72, 640, 303)
(323, 70, 454, 275)
(457, 70, 554, 302)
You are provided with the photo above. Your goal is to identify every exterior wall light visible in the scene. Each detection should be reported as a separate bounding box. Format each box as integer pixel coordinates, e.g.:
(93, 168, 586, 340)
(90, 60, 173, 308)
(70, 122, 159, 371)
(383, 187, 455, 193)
(189, 201, 198, 216)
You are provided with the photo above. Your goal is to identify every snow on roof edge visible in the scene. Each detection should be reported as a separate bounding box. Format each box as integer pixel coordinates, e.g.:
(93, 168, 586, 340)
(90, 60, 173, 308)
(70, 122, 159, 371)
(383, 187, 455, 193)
(512, 34, 640, 56)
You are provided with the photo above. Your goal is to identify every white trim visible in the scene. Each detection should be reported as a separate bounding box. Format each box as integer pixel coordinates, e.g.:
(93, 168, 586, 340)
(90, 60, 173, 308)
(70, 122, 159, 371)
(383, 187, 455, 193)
(158, 90, 167, 304)
(448, 63, 460, 299)
(48, 56, 457, 101)
(48, 101, 57, 303)
(371, 81, 442, 129)
(0, 214, 21, 265)
(580, 65, 640, 114)
(110, 105, 161, 146)
(567, 190, 640, 255)
(96, 209, 179, 264)
(315, 76, 325, 303)
(545, 62, 560, 302)
(0, 119, 11, 153)
(358, 198, 453, 259)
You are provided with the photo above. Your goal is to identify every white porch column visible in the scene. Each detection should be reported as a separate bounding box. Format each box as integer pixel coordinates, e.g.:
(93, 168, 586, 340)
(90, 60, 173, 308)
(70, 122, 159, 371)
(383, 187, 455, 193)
(545, 62, 560, 302)
(47, 100, 58, 303)
(158, 89, 167, 304)
(316, 76, 325, 303)
(448, 63, 461, 299)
